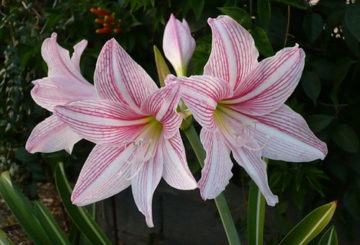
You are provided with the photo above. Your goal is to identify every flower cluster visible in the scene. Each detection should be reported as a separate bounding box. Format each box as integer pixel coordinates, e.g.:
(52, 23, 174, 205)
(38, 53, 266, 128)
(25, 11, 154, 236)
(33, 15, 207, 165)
(90, 7, 122, 34)
(26, 14, 327, 227)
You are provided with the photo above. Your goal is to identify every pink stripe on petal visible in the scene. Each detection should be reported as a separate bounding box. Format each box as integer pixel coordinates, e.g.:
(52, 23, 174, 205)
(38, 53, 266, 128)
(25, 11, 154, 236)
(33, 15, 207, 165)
(198, 130, 233, 200)
(131, 149, 163, 227)
(204, 16, 259, 91)
(232, 148, 278, 206)
(170, 75, 231, 130)
(72, 145, 135, 206)
(141, 84, 182, 139)
(162, 133, 197, 190)
(94, 39, 158, 109)
(252, 105, 327, 162)
(25, 115, 81, 154)
(228, 45, 305, 116)
(54, 100, 147, 145)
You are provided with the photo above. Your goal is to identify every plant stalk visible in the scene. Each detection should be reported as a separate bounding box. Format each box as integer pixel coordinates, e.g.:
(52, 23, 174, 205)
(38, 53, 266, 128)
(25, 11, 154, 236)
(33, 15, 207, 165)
(183, 124, 241, 245)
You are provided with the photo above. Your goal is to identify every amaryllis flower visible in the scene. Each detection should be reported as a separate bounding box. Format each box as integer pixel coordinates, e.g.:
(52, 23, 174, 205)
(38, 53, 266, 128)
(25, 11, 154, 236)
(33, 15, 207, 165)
(163, 14, 195, 76)
(26, 33, 96, 154)
(168, 16, 327, 206)
(54, 39, 197, 227)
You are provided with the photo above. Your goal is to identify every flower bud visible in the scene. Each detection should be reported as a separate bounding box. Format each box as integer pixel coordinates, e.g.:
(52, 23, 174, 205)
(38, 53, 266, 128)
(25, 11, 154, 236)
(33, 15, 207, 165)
(163, 14, 195, 76)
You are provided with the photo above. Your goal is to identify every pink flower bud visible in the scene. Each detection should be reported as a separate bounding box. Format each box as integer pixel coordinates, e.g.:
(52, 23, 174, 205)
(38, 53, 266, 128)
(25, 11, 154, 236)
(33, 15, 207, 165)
(163, 14, 195, 76)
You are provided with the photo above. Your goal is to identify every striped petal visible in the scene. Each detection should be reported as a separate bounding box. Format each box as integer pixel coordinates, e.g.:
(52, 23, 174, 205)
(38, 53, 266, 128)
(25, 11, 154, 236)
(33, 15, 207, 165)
(167, 75, 231, 130)
(141, 84, 182, 139)
(72, 145, 136, 206)
(252, 105, 327, 162)
(54, 100, 148, 146)
(131, 148, 163, 227)
(204, 15, 259, 91)
(25, 115, 81, 154)
(162, 132, 197, 190)
(94, 38, 158, 110)
(41, 33, 91, 88)
(232, 148, 278, 206)
(198, 130, 233, 200)
(31, 77, 95, 112)
(227, 45, 305, 116)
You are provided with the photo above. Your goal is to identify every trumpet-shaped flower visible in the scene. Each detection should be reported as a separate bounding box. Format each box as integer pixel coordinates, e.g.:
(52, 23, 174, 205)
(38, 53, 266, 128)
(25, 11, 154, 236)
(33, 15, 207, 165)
(167, 16, 327, 206)
(163, 14, 195, 76)
(26, 33, 96, 154)
(54, 39, 197, 227)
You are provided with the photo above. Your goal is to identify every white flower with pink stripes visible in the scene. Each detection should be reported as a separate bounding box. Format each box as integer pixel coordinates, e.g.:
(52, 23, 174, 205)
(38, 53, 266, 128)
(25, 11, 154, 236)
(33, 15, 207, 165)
(26, 33, 96, 154)
(168, 16, 327, 206)
(54, 39, 197, 227)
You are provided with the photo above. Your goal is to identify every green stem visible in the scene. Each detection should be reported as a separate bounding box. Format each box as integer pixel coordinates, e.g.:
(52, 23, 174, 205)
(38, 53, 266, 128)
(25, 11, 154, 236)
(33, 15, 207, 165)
(183, 124, 241, 245)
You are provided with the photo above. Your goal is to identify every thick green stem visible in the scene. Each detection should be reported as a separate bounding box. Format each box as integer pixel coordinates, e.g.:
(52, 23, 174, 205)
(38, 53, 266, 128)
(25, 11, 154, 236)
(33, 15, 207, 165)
(183, 124, 241, 245)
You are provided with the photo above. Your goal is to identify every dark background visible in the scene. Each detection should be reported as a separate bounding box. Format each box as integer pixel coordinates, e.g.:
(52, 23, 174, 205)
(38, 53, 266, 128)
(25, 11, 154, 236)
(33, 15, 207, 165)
(1, 0, 360, 244)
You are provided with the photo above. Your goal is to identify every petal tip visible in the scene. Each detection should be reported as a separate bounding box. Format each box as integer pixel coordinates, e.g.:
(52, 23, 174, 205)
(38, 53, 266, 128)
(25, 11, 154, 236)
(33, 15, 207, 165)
(266, 195, 279, 206)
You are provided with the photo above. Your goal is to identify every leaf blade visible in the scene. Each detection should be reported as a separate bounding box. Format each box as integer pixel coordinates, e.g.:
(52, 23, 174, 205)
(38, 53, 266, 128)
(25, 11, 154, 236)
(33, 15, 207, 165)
(247, 180, 265, 245)
(279, 201, 337, 245)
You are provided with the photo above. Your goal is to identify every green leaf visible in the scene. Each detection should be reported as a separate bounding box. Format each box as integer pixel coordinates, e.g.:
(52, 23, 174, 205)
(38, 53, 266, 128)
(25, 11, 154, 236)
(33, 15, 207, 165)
(250, 27, 274, 57)
(33, 201, 70, 245)
(191, 0, 204, 20)
(274, 0, 307, 10)
(54, 162, 112, 245)
(301, 71, 321, 103)
(279, 201, 337, 245)
(303, 13, 323, 42)
(257, 0, 271, 30)
(344, 4, 360, 41)
(318, 226, 338, 245)
(331, 124, 359, 153)
(153, 45, 171, 87)
(247, 180, 265, 245)
(0, 229, 15, 245)
(330, 57, 355, 106)
(0, 172, 53, 245)
(218, 7, 251, 29)
(306, 114, 334, 133)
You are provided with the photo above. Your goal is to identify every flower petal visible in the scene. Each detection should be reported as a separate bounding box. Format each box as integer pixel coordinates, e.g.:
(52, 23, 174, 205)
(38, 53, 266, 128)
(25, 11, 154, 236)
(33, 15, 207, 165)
(41, 33, 91, 88)
(54, 100, 148, 146)
(71, 39, 88, 71)
(163, 14, 195, 74)
(72, 145, 135, 206)
(198, 130, 233, 200)
(131, 149, 163, 227)
(204, 15, 259, 91)
(31, 78, 95, 112)
(141, 84, 182, 139)
(232, 148, 278, 206)
(25, 115, 81, 154)
(162, 132, 197, 190)
(94, 38, 158, 109)
(252, 105, 327, 162)
(167, 75, 231, 130)
(228, 45, 305, 116)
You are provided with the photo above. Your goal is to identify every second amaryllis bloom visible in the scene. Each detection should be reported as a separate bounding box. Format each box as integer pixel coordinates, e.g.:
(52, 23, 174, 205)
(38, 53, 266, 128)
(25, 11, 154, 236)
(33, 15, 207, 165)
(168, 16, 327, 206)
(26, 33, 96, 154)
(163, 14, 195, 76)
(54, 39, 197, 227)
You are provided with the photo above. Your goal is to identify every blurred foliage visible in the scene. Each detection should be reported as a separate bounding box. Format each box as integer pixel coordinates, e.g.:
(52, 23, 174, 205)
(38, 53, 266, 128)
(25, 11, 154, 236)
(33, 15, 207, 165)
(0, 0, 359, 243)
